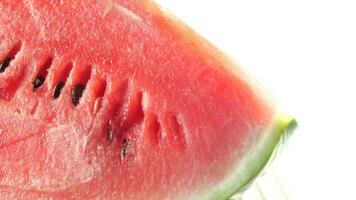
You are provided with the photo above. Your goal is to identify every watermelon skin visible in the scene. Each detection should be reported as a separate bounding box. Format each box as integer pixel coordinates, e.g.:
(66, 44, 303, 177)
(0, 0, 296, 199)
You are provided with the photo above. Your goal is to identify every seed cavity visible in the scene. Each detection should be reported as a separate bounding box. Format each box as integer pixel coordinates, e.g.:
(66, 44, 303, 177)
(32, 76, 45, 91)
(52, 81, 65, 99)
(32, 56, 53, 91)
(165, 113, 187, 148)
(95, 79, 107, 98)
(120, 138, 130, 161)
(92, 79, 107, 114)
(70, 65, 92, 106)
(168, 115, 181, 139)
(106, 120, 114, 143)
(52, 62, 73, 99)
(72, 84, 85, 106)
(121, 91, 144, 131)
(144, 113, 161, 145)
(93, 97, 103, 114)
(0, 42, 22, 73)
(0, 58, 11, 73)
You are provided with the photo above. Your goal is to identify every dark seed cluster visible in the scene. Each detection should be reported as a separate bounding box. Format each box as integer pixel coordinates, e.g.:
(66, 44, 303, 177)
(52, 81, 65, 99)
(120, 138, 130, 161)
(71, 84, 85, 106)
(0, 58, 11, 73)
(32, 76, 45, 91)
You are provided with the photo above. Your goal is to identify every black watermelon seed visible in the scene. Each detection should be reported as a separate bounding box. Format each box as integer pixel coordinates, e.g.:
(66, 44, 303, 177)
(71, 84, 85, 106)
(32, 76, 45, 91)
(52, 81, 65, 99)
(120, 138, 130, 161)
(0, 58, 11, 73)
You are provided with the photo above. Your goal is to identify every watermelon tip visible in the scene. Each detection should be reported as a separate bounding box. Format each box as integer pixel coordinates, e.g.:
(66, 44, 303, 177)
(203, 113, 298, 200)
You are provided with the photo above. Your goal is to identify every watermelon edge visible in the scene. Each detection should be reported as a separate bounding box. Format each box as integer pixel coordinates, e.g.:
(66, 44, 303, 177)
(202, 113, 298, 200)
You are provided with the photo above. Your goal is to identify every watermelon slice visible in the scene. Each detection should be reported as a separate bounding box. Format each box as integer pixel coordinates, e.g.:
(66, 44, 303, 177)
(0, 0, 296, 199)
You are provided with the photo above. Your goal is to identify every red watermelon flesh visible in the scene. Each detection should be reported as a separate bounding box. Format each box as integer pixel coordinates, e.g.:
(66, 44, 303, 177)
(0, 0, 296, 199)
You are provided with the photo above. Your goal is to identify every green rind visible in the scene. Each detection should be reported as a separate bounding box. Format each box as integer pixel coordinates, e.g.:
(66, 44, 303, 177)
(201, 114, 297, 200)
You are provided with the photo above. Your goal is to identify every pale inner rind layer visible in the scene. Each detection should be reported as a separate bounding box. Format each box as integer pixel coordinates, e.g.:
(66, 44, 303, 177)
(200, 113, 297, 200)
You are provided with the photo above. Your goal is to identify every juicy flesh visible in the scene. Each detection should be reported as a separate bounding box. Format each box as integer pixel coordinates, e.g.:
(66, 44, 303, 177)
(0, 0, 274, 199)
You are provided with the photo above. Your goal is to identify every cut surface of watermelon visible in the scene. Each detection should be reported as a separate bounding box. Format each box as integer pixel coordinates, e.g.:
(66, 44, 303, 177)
(0, 0, 296, 199)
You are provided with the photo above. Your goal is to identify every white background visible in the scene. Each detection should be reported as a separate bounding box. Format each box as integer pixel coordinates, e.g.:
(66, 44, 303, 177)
(156, 0, 356, 199)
